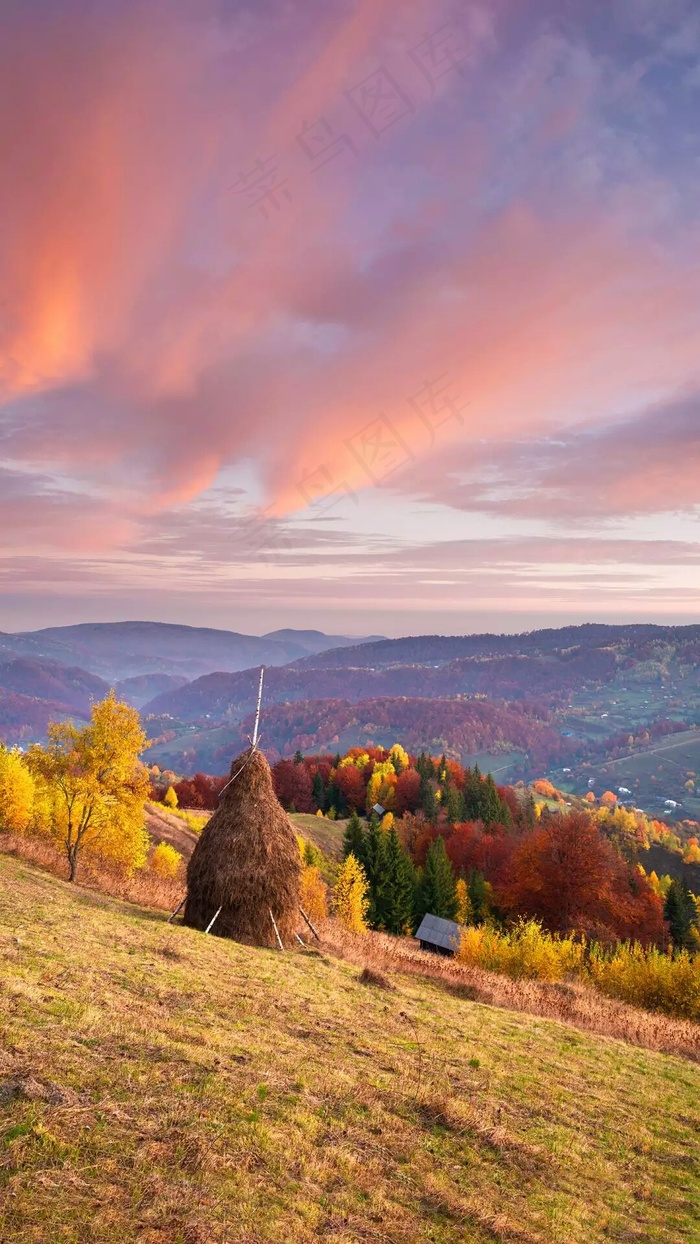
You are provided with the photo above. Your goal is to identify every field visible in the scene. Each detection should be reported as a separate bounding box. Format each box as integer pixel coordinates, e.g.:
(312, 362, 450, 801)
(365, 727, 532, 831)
(289, 812, 347, 859)
(554, 729, 700, 819)
(2, 857, 700, 1244)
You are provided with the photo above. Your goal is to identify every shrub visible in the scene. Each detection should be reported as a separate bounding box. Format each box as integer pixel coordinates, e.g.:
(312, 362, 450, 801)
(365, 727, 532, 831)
(150, 841, 183, 879)
(587, 943, 700, 1022)
(457, 919, 584, 982)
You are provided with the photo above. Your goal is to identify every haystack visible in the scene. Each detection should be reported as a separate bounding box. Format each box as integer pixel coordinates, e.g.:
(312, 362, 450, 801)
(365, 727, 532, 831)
(183, 747, 301, 946)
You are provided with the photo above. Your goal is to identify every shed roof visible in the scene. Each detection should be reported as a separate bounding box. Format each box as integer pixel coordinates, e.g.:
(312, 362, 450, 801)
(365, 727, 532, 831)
(415, 913, 462, 952)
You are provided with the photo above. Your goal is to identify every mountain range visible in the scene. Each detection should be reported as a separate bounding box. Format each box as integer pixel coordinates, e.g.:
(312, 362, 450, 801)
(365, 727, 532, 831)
(2, 621, 700, 820)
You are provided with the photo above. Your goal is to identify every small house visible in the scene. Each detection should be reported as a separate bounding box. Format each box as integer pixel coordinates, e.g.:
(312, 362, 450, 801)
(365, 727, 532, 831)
(415, 913, 462, 956)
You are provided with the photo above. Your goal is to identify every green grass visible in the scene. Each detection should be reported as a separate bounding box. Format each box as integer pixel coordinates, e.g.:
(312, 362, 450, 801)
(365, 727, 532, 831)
(1, 855, 699, 1244)
(290, 812, 347, 859)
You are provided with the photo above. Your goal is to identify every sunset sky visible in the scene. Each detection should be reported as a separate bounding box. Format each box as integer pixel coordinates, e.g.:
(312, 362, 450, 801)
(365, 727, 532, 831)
(1, 0, 699, 636)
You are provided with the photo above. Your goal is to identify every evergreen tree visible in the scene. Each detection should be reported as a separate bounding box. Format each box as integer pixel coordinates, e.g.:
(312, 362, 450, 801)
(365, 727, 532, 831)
(521, 790, 537, 829)
(467, 869, 489, 925)
(444, 786, 464, 825)
(462, 766, 481, 820)
(312, 771, 326, 812)
(293, 750, 304, 765)
(415, 836, 458, 924)
(664, 879, 698, 948)
(326, 779, 344, 817)
(419, 775, 438, 823)
(481, 773, 503, 825)
(380, 827, 417, 934)
(342, 808, 366, 865)
(363, 813, 389, 928)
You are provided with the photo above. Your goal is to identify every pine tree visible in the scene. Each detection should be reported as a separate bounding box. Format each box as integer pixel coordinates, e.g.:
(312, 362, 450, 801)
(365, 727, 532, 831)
(364, 813, 389, 928)
(293, 750, 304, 765)
(444, 786, 464, 825)
(462, 766, 481, 820)
(419, 775, 438, 822)
(482, 773, 503, 825)
(342, 808, 366, 864)
(312, 771, 325, 812)
(381, 827, 417, 934)
(664, 879, 698, 948)
(327, 779, 344, 817)
(415, 836, 458, 924)
(467, 869, 489, 925)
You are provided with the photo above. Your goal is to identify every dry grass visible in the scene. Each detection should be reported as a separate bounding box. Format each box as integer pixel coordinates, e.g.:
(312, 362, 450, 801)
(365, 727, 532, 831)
(0, 832, 183, 913)
(323, 926, 700, 1064)
(1, 854, 699, 1244)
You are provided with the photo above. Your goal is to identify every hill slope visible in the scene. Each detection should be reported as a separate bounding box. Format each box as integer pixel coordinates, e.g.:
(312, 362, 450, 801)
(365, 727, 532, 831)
(1, 857, 698, 1244)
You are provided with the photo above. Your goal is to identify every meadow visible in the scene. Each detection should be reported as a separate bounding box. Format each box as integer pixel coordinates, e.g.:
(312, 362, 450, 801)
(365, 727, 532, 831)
(2, 856, 700, 1244)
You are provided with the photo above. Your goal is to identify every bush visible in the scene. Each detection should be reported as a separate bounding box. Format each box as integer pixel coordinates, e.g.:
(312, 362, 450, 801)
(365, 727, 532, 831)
(587, 942, 700, 1022)
(457, 919, 584, 982)
(149, 841, 183, 880)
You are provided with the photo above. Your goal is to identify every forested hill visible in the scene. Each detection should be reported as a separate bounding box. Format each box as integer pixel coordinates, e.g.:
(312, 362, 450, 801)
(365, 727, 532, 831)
(289, 623, 700, 671)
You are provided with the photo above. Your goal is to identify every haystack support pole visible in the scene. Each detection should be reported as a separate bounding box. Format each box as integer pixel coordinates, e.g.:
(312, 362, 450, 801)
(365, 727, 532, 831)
(205, 906, 222, 934)
(269, 907, 284, 950)
(167, 896, 186, 924)
(252, 666, 265, 747)
(299, 906, 321, 942)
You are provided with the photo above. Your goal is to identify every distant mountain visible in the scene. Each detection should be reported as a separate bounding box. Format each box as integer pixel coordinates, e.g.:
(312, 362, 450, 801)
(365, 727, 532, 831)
(0, 657, 109, 715)
(262, 629, 384, 656)
(115, 673, 190, 709)
(289, 623, 700, 671)
(141, 632, 654, 722)
(0, 621, 381, 682)
(0, 691, 91, 744)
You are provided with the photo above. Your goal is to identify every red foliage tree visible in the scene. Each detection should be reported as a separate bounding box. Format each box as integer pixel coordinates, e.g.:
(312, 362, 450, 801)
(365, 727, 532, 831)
(271, 758, 313, 812)
(501, 811, 665, 943)
(334, 762, 367, 811)
(394, 768, 422, 815)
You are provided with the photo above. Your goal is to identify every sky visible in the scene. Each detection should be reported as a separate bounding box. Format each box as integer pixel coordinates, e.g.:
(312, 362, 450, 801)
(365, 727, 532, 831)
(1, 0, 699, 637)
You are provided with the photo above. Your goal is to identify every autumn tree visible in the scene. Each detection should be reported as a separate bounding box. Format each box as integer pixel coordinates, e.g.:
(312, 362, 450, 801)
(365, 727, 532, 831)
(0, 746, 35, 833)
(332, 854, 370, 933)
(271, 758, 313, 813)
(455, 877, 471, 925)
(163, 785, 178, 809)
(29, 692, 150, 881)
(300, 864, 329, 923)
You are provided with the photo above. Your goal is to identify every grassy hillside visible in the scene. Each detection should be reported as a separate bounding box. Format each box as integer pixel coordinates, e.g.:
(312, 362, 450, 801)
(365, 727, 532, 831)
(1, 858, 699, 1244)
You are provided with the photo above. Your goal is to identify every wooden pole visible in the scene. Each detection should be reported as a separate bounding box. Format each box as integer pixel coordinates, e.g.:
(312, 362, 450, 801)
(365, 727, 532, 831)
(205, 905, 222, 934)
(269, 908, 284, 950)
(252, 666, 265, 747)
(167, 896, 186, 924)
(299, 906, 321, 941)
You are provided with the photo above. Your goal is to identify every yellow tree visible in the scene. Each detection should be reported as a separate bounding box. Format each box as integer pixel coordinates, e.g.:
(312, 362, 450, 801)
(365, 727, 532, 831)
(0, 746, 35, 833)
(332, 854, 369, 933)
(455, 877, 471, 926)
(300, 864, 329, 922)
(29, 692, 150, 881)
(163, 785, 178, 809)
